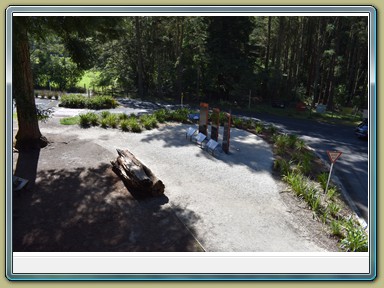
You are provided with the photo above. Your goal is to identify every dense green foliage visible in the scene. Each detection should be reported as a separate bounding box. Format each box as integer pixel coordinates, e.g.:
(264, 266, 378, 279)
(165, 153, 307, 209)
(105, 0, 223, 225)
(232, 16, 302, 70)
(31, 16, 368, 111)
(59, 94, 118, 109)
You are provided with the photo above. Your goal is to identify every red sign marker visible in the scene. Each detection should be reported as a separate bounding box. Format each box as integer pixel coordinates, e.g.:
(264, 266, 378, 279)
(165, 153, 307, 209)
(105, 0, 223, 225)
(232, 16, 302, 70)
(327, 151, 342, 164)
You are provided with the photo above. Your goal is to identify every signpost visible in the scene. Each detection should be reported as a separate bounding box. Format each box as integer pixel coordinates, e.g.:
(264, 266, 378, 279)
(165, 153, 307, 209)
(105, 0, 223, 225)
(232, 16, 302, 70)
(210, 108, 220, 141)
(199, 102, 209, 136)
(325, 151, 342, 194)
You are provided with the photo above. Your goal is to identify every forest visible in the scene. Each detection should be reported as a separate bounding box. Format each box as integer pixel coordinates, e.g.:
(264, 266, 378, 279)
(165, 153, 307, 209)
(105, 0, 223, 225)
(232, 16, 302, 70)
(13, 15, 369, 150)
(29, 16, 369, 111)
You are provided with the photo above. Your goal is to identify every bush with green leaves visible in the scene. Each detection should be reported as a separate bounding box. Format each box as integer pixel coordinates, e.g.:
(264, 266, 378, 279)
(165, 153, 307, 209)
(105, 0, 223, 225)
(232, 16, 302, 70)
(328, 202, 341, 217)
(330, 220, 343, 237)
(169, 108, 191, 123)
(273, 158, 291, 176)
(140, 114, 158, 130)
(87, 95, 118, 109)
(154, 109, 169, 123)
(105, 113, 119, 128)
(283, 171, 307, 197)
(100, 111, 111, 119)
(339, 219, 368, 252)
(326, 187, 339, 200)
(254, 122, 264, 134)
(79, 112, 99, 127)
(118, 113, 129, 120)
(127, 117, 142, 133)
(100, 117, 109, 128)
(317, 172, 329, 191)
(60, 94, 118, 110)
(60, 94, 87, 108)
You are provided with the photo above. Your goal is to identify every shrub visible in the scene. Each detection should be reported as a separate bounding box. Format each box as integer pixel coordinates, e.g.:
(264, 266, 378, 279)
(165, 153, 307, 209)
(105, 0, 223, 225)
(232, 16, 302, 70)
(255, 122, 264, 134)
(231, 117, 244, 128)
(295, 138, 306, 151)
(331, 220, 343, 237)
(328, 202, 341, 217)
(60, 94, 87, 108)
(339, 219, 368, 252)
(105, 113, 119, 128)
(169, 108, 191, 123)
(267, 124, 278, 135)
(154, 109, 168, 123)
(79, 112, 98, 127)
(305, 186, 321, 212)
(140, 114, 158, 130)
(127, 117, 142, 133)
(87, 95, 118, 109)
(287, 134, 298, 148)
(297, 153, 313, 175)
(100, 118, 109, 128)
(274, 134, 291, 155)
(326, 187, 339, 200)
(100, 111, 111, 119)
(273, 158, 291, 176)
(118, 113, 129, 120)
(120, 119, 130, 132)
(317, 172, 329, 191)
(283, 171, 306, 197)
(60, 95, 118, 110)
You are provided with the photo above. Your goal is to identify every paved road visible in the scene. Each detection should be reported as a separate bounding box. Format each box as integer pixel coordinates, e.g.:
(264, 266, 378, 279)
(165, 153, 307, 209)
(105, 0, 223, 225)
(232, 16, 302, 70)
(35, 98, 370, 223)
(237, 111, 369, 224)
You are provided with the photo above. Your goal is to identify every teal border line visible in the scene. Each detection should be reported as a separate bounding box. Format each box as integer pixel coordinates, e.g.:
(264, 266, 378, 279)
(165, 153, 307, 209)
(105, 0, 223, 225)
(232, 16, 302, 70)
(6, 5, 377, 281)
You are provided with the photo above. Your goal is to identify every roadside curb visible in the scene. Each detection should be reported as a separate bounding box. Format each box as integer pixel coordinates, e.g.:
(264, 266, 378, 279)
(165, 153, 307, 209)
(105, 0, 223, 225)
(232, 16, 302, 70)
(307, 146, 368, 230)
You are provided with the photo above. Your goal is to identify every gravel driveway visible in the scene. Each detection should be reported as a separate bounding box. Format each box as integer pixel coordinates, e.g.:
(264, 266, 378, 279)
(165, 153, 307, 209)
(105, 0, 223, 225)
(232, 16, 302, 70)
(11, 111, 340, 252)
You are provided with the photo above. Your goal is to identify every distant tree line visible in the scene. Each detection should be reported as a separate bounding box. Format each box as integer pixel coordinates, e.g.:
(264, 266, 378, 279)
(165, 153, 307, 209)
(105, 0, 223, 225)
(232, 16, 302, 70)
(30, 16, 368, 110)
(13, 15, 368, 150)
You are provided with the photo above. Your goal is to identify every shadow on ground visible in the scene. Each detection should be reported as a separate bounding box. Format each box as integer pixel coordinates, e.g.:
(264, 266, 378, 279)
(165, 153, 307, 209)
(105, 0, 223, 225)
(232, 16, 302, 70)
(140, 124, 274, 173)
(13, 161, 203, 252)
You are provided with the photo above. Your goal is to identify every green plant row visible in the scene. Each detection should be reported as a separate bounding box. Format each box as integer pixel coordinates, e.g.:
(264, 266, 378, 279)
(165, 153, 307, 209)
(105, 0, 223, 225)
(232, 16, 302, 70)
(59, 94, 118, 110)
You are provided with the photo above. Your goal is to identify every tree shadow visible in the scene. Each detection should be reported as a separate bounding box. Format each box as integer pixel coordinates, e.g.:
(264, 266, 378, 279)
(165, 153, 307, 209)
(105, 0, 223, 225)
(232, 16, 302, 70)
(140, 124, 275, 174)
(12, 162, 203, 252)
(13, 149, 40, 191)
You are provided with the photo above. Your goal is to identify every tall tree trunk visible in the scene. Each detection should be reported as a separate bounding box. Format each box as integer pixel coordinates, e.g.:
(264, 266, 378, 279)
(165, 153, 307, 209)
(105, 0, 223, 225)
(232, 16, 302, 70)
(135, 17, 144, 98)
(265, 16, 271, 71)
(262, 16, 272, 101)
(175, 18, 184, 98)
(13, 17, 48, 151)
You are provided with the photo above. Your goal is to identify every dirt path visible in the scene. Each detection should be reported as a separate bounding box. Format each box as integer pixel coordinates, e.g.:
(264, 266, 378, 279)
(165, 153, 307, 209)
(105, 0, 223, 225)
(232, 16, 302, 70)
(12, 118, 339, 252)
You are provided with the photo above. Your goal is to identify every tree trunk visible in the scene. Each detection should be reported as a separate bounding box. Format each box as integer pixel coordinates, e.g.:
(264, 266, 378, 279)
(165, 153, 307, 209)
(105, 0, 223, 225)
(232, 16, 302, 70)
(111, 149, 165, 198)
(135, 17, 144, 98)
(13, 17, 48, 151)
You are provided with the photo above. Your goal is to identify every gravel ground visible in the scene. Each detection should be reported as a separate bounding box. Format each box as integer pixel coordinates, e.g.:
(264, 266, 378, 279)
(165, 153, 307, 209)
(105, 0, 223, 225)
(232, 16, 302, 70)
(12, 112, 340, 252)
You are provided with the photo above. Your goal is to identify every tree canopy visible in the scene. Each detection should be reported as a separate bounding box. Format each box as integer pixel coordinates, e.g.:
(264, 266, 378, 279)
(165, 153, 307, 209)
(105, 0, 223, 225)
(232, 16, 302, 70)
(13, 15, 369, 150)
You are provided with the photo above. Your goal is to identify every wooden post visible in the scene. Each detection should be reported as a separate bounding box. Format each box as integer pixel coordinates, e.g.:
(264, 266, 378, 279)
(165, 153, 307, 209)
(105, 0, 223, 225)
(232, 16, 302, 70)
(222, 113, 231, 154)
(211, 108, 220, 141)
(199, 102, 209, 135)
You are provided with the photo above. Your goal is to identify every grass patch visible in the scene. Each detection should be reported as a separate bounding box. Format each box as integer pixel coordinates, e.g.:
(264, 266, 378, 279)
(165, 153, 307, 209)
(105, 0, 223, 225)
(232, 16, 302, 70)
(60, 116, 80, 125)
(77, 70, 100, 89)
